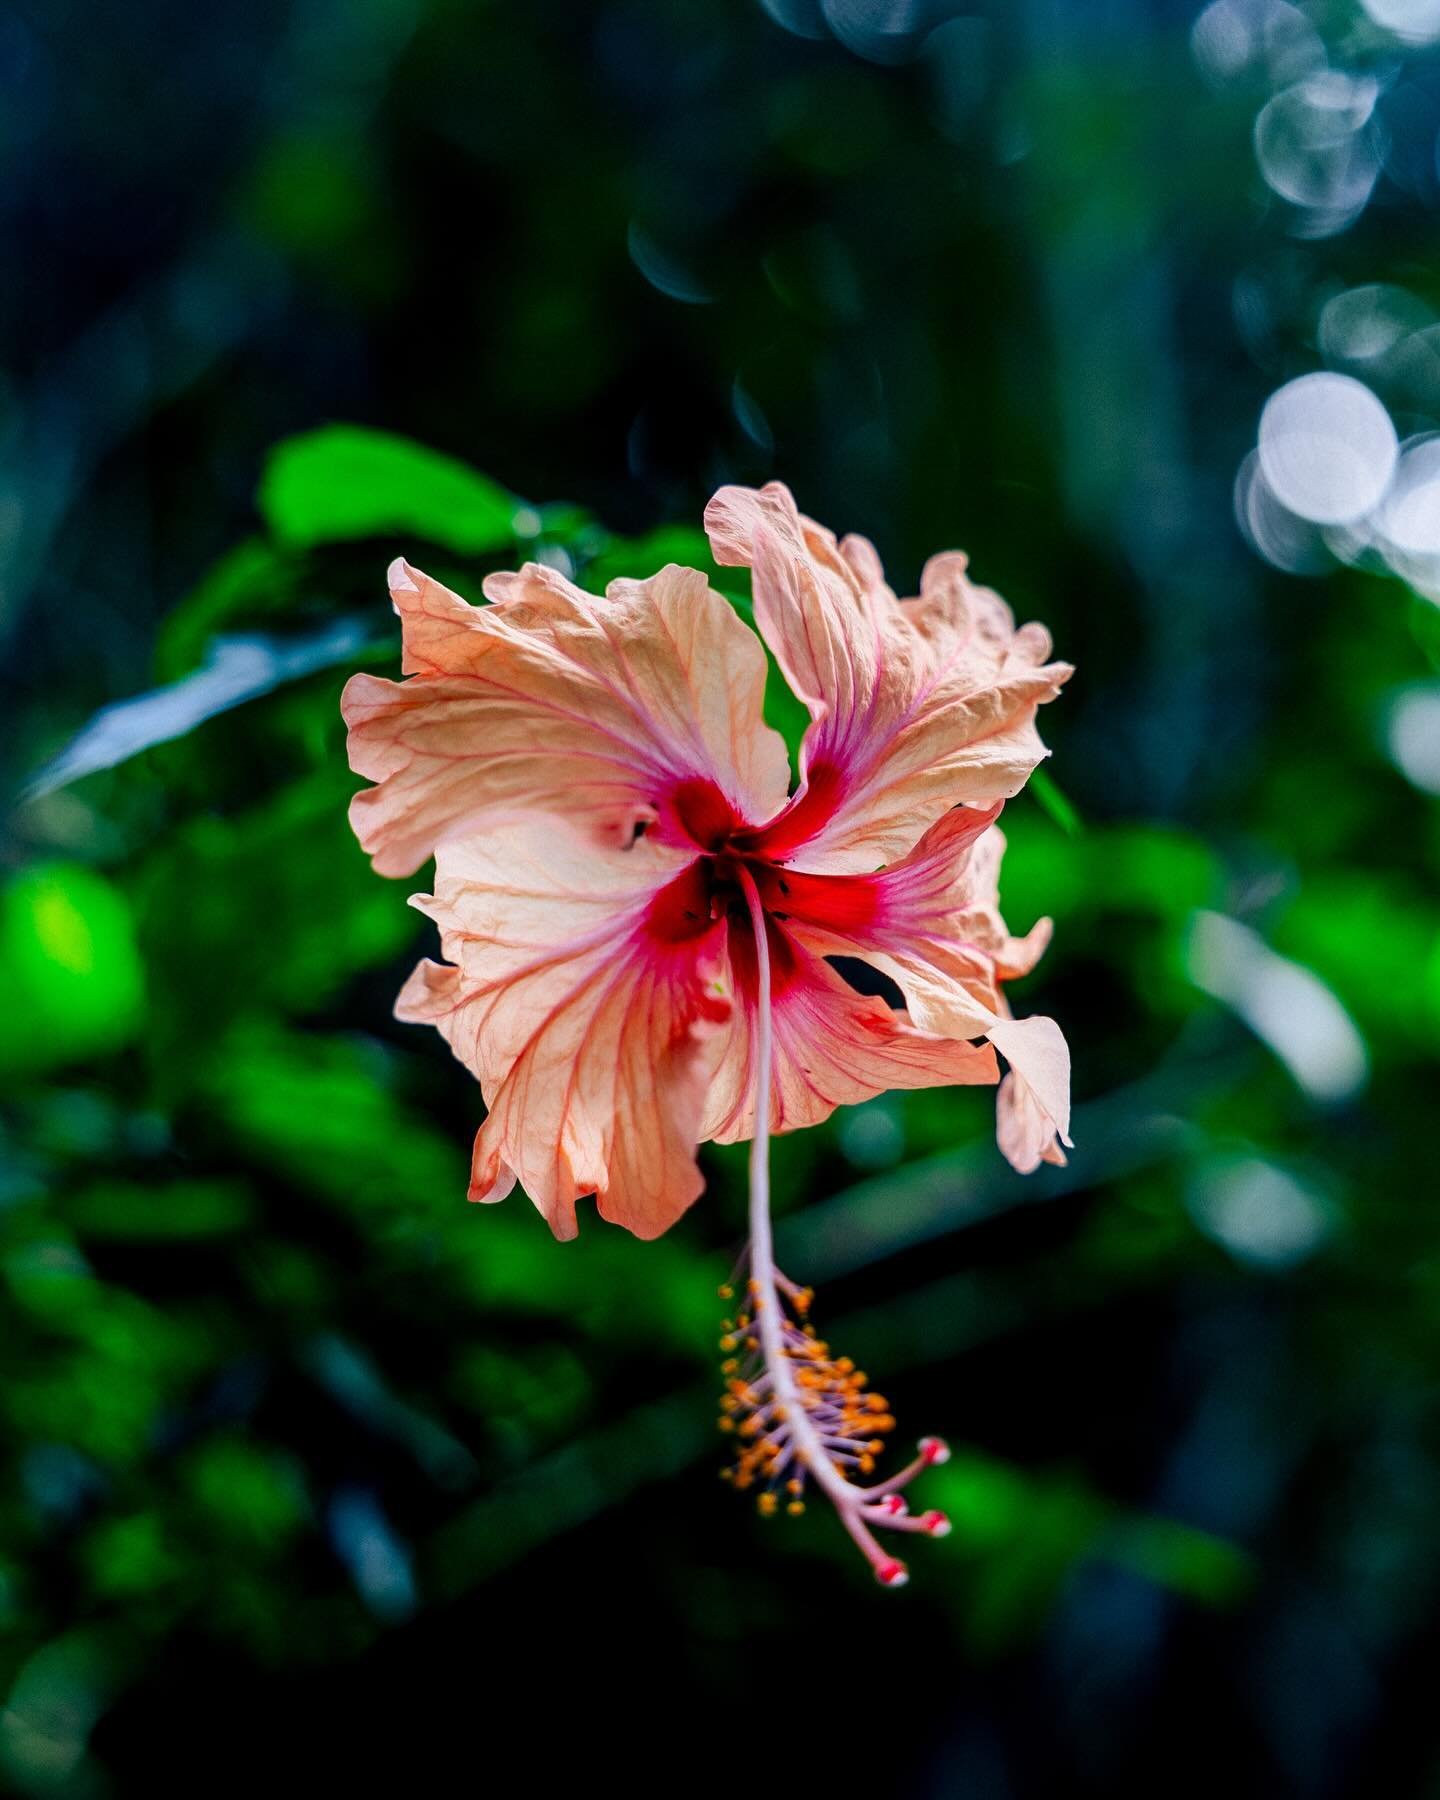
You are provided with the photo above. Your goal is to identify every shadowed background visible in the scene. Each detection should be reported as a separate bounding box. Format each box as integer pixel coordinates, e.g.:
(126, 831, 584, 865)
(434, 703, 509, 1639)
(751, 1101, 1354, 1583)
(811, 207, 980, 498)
(3, 0, 1440, 1793)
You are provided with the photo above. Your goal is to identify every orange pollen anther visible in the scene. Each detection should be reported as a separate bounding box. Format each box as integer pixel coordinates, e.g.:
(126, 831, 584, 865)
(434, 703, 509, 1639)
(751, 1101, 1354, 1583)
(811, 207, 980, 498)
(716, 1259, 951, 1581)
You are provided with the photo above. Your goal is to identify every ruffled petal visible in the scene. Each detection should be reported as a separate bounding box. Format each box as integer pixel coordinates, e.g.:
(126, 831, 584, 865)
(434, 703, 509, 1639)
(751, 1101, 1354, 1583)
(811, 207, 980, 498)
(757, 805, 1073, 1171)
(988, 1017, 1071, 1173)
(705, 483, 1071, 873)
(699, 921, 998, 1144)
(397, 816, 732, 1240)
(343, 557, 790, 878)
(997, 1073, 1068, 1174)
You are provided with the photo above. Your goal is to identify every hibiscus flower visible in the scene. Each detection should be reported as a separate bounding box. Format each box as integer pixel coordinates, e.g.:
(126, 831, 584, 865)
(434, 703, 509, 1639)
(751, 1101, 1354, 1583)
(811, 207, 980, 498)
(342, 480, 1073, 1581)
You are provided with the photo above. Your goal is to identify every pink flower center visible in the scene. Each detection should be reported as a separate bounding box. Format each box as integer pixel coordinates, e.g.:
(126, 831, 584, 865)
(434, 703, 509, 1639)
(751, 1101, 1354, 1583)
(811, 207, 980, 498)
(641, 773, 879, 1001)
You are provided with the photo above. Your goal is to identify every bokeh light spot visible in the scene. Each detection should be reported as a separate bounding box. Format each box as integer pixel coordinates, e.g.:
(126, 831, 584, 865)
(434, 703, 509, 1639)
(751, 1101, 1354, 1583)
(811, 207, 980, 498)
(1385, 687, 1440, 793)
(1258, 372, 1397, 525)
(1359, 0, 1440, 44)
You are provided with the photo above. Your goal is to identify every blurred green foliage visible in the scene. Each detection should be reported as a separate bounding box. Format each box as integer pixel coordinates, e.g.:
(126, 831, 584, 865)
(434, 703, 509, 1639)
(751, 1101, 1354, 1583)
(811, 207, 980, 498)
(4, 408, 1431, 1792)
(3, 0, 1440, 1795)
(0, 866, 146, 1080)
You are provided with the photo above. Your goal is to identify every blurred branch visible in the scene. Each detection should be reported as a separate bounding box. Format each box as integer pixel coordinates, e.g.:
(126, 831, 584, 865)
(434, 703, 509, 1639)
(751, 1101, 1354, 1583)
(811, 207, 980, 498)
(22, 622, 371, 800)
(780, 1049, 1243, 1284)
(423, 1386, 711, 1599)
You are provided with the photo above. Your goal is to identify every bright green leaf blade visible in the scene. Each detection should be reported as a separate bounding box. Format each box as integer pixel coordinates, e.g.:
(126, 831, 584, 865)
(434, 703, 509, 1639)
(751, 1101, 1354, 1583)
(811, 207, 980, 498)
(1028, 767, 1083, 836)
(0, 864, 146, 1079)
(260, 425, 524, 553)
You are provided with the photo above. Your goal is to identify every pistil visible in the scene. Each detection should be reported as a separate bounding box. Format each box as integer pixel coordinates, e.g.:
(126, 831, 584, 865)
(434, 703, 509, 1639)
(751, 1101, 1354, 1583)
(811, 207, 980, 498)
(732, 866, 951, 1585)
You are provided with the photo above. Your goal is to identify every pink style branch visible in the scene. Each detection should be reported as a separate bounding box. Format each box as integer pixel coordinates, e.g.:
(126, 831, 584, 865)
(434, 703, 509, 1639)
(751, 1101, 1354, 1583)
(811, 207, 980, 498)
(342, 481, 1073, 1584)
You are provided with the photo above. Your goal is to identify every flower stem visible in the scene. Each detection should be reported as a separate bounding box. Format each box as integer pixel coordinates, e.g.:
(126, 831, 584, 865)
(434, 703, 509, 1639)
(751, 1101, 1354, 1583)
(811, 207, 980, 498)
(734, 866, 909, 1585)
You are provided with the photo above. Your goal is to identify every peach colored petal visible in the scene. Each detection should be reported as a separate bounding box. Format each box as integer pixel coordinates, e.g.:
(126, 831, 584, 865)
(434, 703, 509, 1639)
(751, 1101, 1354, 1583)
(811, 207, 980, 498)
(343, 557, 790, 878)
(760, 807, 1042, 1027)
(873, 812, 1056, 1033)
(997, 1073, 1068, 1173)
(762, 804, 1072, 1171)
(397, 817, 732, 1240)
(705, 483, 1072, 873)
(987, 1016, 1071, 1172)
(953, 819, 1054, 984)
(700, 924, 998, 1144)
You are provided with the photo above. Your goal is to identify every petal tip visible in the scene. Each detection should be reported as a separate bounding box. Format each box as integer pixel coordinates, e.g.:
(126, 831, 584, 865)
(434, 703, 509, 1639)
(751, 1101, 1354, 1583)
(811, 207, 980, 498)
(387, 555, 422, 599)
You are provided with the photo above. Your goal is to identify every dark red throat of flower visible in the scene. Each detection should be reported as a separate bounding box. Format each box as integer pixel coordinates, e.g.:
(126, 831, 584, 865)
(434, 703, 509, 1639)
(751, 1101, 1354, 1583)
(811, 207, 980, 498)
(642, 775, 878, 1001)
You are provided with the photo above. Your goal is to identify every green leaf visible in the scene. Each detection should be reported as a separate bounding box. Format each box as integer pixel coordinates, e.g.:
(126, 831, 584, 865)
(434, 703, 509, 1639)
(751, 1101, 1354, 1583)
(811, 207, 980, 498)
(207, 1022, 719, 1349)
(0, 864, 146, 1079)
(999, 821, 1221, 932)
(1104, 1514, 1253, 1605)
(582, 524, 719, 590)
(83, 1513, 184, 1599)
(4, 1274, 210, 1466)
(1409, 592, 1440, 674)
(63, 1179, 255, 1242)
(930, 1452, 1031, 1548)
(133, 769, 422, 1064)
(1271, 874, 1439, 1047)
(184, 1437, 307, 1551)
(155, 538, 296, 682)
(533, 502, 598, 545)
(208, 1024, 464, 1219)
(260, 425, 523, 554)
(1028, 767, 1083, 836)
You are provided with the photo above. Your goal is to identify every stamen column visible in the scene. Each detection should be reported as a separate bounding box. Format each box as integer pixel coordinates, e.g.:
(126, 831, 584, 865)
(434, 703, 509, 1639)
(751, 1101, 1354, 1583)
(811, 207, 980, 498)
(736, 867, 924, 1586)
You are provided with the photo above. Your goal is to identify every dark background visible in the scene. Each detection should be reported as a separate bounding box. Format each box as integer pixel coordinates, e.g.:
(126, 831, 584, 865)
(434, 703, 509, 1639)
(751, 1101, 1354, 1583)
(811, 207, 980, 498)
(3, 0, 1440, 1793)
